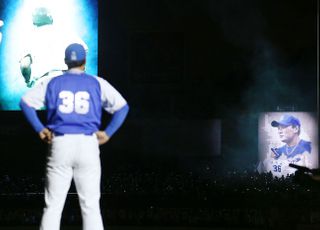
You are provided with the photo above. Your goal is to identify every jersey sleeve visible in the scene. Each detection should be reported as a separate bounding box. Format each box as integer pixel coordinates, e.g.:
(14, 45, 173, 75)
(96, 77, 127, 114)
(21, 76, 52, 109)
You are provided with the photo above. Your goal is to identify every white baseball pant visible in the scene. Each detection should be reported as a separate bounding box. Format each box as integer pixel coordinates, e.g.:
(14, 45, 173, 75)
(40, 134, 104, 230)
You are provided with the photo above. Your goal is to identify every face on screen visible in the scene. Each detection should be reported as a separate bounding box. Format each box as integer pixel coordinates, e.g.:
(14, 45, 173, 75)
(277, 125, 299, 144)
(258, 112, 318, 177)
(0, 0, 98, 110)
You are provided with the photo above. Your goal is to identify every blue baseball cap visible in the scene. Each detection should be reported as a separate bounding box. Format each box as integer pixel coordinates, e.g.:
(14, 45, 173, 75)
(271, 114, 301, 127)
(65, 43, 86, 64)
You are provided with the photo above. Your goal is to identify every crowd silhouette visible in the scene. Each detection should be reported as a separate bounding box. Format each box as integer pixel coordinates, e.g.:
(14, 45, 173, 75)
(1, 160, 320, 228)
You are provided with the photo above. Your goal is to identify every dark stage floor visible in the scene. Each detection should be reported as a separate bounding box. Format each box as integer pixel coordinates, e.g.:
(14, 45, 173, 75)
(0, 227, 231, 230)
(0, 227, 274, 230)
(1, 226, 320, 230)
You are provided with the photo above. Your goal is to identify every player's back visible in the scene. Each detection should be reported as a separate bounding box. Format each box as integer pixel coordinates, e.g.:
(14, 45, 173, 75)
(45, 71, 102, 135)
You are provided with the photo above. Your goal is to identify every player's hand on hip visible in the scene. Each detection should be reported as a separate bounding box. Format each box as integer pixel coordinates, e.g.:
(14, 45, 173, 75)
(95, 131, 110, 145)
(39, 128, 53, 144)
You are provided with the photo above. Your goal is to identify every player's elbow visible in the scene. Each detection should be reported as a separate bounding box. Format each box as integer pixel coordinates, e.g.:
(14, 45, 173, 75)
(122, 104, 129, 117)
(19, 98, 32, 110)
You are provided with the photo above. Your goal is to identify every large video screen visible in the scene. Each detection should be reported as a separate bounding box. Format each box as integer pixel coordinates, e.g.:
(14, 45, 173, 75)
(0, 0, 98, 110)
(257, 112, 318, 177)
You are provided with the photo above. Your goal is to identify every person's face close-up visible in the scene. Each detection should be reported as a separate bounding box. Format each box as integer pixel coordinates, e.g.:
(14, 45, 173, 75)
(277, 125, 298, 143)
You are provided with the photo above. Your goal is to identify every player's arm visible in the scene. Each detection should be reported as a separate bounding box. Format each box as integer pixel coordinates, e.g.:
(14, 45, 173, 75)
(19, 99, 44, 132)
(19, 99, 52, 143)
(20, 78, 52, 143)
(96, 77, 129, 145)
(96, 104, 129, 145)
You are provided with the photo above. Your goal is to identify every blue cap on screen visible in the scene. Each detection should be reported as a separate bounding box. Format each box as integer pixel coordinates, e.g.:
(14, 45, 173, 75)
(271, 114, 301, 127)
(65, 43, 86, 63)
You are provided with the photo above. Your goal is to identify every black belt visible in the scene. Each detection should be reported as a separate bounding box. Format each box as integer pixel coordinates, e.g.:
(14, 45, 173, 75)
(54, 132, 93, 136)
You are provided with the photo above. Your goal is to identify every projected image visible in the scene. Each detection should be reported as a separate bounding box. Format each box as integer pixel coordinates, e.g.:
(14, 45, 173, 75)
(0, 19, 3, 43)
(0, 0, 98, 110)
(257, 112, 318, 177)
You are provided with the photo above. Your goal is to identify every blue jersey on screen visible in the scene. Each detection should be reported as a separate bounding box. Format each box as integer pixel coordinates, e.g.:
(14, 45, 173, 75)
(272, 139, 311, 159)
(46, 72, 102, 134)
(260, 139, 312, 177)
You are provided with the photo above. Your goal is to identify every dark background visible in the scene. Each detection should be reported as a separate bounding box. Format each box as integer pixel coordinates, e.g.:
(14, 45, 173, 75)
(0, 0, 318, 228)
(0, 0, 318, 174)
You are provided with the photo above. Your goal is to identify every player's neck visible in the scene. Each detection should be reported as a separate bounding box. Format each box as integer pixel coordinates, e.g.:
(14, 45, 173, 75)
(287, 136, 300, 147)
(69, 65, 85, 72)
(79, 64, 86, 71)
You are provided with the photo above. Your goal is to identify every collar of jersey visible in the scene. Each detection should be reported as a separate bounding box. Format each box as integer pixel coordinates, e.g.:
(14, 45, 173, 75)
(67, 68, 84, 74)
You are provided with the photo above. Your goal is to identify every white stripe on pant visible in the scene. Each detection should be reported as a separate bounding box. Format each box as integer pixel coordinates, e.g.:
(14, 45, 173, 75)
(40, 134, 104, 230)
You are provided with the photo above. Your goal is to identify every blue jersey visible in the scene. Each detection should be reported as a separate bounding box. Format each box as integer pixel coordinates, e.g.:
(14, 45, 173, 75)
(263, 139, 312, 177)
(22, 69, 127, 134)
(46, 72, 102, 134)
(272, 139, 311, 159)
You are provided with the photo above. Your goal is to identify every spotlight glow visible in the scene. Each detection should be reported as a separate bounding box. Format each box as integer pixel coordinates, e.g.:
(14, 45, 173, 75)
(0, 0, 98, 110)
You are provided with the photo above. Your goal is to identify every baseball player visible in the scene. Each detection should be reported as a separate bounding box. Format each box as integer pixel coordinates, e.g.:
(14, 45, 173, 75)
(260, 114, 312, 177)
(20, 6, 88, 87)
(19, 43, 129, 230)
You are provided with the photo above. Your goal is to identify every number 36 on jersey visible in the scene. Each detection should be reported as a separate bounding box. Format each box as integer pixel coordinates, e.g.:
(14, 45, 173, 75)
(58, 90, 90, 114)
